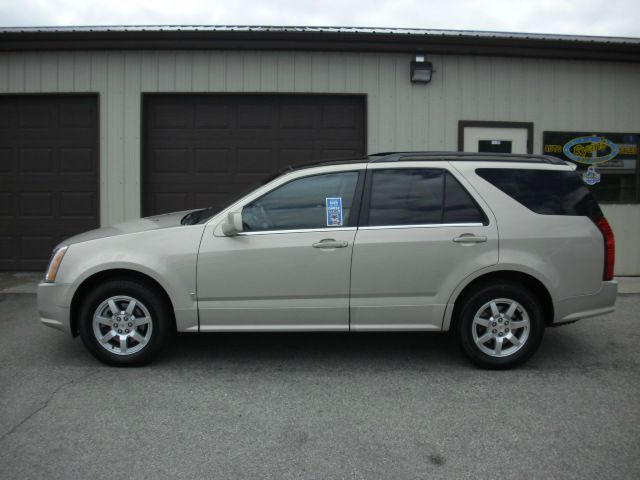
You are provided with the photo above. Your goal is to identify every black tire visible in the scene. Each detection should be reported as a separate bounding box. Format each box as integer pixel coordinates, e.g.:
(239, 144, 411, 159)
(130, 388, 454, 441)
(78, 279, 172, 366)
(455, 282, 544, 369)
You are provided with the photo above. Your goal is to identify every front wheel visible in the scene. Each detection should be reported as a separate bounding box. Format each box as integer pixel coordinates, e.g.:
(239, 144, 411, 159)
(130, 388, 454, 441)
(78, 280, 172, 366)
(456, 283, 544, 369)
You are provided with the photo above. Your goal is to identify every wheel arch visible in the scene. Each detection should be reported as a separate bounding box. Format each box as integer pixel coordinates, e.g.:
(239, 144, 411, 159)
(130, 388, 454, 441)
(70, 268, 177, 337)
(445, 270, 555, 331)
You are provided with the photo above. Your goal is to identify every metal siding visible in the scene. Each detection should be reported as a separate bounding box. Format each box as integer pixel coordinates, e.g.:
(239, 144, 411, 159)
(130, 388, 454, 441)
(140, 52, 159, 92)
(601, 204, 640, 276)
(158, 53, 176, 91)
(57, 53, 74, 91)
(24, 53, 41, 92)
(8, 53, 25, 92)
(192, 52, 209, 91)
(0, 50, 639, 272)
(311, 53, 330, 91)
(426, 54, 445, 150)
(276, 53, 294, 91)
(208, 52, 226, 91)
(361, 55, 379, 153)
(74, 52, 92, 92)
(124, 53, 142, 219)
(259, 52, 277, 91)
(175, 52, 193, 92)
(106, 53, 125, 224)
(293, 53, 311, 92)
(378, 54, 396, 150)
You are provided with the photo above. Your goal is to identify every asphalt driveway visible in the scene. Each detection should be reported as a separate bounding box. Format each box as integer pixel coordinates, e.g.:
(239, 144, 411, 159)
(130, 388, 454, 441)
(0, 291, 639, 480)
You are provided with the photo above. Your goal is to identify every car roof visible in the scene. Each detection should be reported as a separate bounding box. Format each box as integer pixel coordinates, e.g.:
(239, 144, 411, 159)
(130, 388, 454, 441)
(272, 151, 567, 179)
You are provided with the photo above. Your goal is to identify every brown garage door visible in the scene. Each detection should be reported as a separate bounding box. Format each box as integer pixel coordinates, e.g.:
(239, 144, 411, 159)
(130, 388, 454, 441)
(142, 94, 366, 216)
(0, 95, 99, 271)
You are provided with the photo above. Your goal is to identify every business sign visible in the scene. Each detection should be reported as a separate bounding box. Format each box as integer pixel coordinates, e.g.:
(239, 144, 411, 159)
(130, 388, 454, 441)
(543, 132, 638, 170)
(562, 135, 619, 164)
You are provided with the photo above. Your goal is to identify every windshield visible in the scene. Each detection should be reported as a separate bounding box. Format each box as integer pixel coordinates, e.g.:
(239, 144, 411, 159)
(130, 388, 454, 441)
(180, 171, 286, 225)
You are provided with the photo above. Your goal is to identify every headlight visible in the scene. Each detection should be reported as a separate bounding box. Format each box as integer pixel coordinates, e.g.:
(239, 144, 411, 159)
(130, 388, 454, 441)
(44, 246, 68, 283)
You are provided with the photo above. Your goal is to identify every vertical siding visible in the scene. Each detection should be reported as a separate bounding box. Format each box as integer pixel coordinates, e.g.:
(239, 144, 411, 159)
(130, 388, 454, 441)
(24, 53, 41, 91)
(124, 53, 142, 219)
(1, 49, 640, 271)
(601, 205, 640, 276)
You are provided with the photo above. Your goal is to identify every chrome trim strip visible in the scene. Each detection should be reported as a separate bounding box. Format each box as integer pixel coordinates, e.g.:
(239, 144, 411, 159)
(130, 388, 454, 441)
(236, 223, 482, 235)
(238, 227, 357, 236)
(359, 223, 484, 230)
(199, 325, 349, 332)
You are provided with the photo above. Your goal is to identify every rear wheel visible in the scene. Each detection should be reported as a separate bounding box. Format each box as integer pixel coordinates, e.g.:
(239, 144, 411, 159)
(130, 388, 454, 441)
(456, 282, 544, 369)
(78, 280, 172, 366)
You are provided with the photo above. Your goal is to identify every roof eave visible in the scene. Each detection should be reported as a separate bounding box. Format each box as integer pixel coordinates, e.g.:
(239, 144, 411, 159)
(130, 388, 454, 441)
(1, 30, 639, 62)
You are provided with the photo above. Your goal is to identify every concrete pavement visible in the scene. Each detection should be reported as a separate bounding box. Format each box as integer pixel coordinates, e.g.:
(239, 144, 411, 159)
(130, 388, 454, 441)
(0, 290, 638, 479)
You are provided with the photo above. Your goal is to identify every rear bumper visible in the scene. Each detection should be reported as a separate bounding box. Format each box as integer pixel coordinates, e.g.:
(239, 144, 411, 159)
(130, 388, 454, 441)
(37, 282, 73, 335)
(554, 280, 617, 325)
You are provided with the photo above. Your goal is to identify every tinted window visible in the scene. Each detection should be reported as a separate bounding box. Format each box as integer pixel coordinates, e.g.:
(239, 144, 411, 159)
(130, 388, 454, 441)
(443, 173, 487, 223)
(368, 169, 443, 226)
(366, 169, 487, 226)
(476, 168, 603, 217)
(243, 172, 359, 231)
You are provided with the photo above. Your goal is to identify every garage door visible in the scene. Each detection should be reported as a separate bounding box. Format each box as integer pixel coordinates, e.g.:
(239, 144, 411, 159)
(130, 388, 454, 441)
(0, 95, 99, 271)
(142, 94, 366, 216)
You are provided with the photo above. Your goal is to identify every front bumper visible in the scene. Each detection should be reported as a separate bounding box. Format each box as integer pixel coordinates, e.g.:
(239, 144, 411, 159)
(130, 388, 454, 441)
(554, 280, 618, 325)
(37, 282, 73, 335)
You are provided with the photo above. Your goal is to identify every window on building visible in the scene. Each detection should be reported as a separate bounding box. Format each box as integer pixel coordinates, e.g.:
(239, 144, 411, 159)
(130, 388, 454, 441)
(542, 132, 639, 203)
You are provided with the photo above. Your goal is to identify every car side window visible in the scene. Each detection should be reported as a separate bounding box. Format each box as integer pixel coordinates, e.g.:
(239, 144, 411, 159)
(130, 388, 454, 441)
(366, 168, 486, 226)
(367, 169, 443, 226)
(443, 172, 487, 224)
(242, 171, 359, 232)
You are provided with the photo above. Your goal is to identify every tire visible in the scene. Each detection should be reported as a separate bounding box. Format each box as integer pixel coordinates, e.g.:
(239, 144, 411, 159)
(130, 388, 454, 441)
(455, 282, 544, 369)
(78, 279, 172, 366)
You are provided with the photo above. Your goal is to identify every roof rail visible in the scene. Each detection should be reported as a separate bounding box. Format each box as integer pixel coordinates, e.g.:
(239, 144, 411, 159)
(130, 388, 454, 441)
(367, 151, 567, 165)
(267, 151, 568, 182)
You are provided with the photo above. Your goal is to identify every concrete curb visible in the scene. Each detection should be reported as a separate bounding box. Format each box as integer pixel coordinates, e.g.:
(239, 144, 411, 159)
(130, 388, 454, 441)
(617, 276, 640, 294)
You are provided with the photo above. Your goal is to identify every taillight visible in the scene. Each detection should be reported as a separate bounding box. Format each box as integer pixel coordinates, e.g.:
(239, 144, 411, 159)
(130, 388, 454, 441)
(593, 217, 615, 281)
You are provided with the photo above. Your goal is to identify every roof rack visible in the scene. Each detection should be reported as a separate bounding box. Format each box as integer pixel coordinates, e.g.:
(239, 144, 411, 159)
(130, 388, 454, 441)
(367, 151, 567, 165)
(267, 151, 567, 182)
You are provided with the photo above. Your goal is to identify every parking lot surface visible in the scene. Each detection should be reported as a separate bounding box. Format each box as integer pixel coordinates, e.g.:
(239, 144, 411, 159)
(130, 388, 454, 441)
(1, 292, 639, 480)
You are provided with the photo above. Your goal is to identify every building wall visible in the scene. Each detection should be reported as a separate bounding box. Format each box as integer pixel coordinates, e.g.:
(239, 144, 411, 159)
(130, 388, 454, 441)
(1, 50, 639, 273)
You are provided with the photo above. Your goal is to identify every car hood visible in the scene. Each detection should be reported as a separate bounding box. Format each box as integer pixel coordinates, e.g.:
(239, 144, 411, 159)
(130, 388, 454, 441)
(59, 210, 193, 247)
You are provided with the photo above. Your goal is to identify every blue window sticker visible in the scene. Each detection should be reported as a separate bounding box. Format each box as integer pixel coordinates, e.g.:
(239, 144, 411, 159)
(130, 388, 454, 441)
(326, 197, 343, 226)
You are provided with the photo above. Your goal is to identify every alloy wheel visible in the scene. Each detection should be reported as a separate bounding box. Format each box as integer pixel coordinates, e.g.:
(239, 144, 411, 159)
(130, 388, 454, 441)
(471, 298, 530, 357)
(92, 295, 153, 356)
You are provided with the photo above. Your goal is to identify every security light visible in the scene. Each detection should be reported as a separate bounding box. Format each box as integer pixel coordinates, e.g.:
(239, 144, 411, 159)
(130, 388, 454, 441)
(410, 54, 434, 84)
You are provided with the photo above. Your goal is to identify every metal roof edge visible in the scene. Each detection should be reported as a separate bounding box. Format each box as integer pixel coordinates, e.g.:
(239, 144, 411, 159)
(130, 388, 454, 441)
(0, 26, 639, 61)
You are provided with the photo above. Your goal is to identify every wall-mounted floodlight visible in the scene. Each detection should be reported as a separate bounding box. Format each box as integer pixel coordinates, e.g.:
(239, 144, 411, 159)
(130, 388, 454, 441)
(410, 54, 434, 84)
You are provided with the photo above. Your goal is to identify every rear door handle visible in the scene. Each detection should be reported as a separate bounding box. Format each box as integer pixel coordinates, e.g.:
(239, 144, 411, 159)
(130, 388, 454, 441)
(453, 234, 487, 244)
(312, 239, 349, 249)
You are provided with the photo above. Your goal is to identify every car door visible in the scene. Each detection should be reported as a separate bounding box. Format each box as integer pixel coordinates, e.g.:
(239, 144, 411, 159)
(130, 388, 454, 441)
(197, 168, 363, 331)
(349, 163, 498, 331)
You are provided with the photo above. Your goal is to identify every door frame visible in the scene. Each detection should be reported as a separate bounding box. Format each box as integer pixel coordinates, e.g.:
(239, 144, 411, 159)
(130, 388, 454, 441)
(458, 120, 534, 154)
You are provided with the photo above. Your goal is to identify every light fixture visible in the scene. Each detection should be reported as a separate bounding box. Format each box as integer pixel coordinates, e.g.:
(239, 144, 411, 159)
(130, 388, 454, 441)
(410, 53, 434, 84)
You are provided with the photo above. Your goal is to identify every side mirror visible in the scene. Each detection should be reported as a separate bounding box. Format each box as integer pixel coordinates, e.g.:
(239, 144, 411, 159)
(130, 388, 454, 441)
(221, 211, 243, 237)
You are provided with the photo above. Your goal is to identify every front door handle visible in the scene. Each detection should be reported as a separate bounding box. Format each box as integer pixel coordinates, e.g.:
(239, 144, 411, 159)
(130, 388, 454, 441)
(312, 239, 349, 249)
(453, 234, 487, 244)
